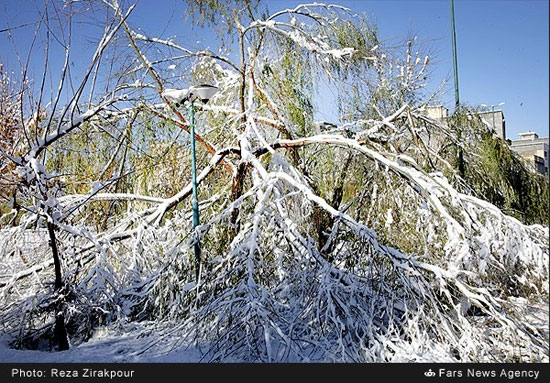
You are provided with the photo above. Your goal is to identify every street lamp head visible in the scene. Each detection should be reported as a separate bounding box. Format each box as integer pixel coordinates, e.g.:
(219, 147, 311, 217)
(190, 84, 219, 104)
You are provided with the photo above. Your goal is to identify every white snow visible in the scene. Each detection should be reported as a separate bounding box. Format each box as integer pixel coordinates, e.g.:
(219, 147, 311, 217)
(0, 330, 201, 363)
(161, 88, 190, 104)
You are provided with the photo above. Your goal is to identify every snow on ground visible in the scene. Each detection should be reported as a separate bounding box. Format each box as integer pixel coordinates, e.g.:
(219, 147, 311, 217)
(1, 298, 547, 363)
(0, 329, 202, 363)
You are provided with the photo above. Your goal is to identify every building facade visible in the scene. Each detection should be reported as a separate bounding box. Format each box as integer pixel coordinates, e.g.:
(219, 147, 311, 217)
(423, 105, 449, 121)
(477, 110, 506, 140)
(420, 106, 548, 178)
(511, 132, 549, 178)
(421, 106, 506, 140)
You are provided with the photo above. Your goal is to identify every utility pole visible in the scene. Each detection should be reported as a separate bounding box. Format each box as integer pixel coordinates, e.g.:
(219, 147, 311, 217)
(451, 0, 460, 109)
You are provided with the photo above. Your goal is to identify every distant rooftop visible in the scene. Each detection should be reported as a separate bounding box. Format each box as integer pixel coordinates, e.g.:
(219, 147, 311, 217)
(518, 131, 539, 140)
(511, 132, 549, 146)
(477, 109, 504, 115)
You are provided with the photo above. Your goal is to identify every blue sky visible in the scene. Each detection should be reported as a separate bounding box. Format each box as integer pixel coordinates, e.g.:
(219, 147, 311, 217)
(1, 0, 548, 139)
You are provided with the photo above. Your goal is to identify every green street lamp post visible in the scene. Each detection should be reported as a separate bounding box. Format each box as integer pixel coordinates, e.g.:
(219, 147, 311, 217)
(187, 84, 219, 282)
(451, 0, 460, 109)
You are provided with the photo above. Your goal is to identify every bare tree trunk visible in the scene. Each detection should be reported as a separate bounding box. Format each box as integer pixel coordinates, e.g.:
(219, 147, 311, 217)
(228, 30, 250, 236)
(46, 221, 62, 293)
(229, 162, 248, 231)
(46, 220, 69, 351)
(315, 153, 354, 260)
